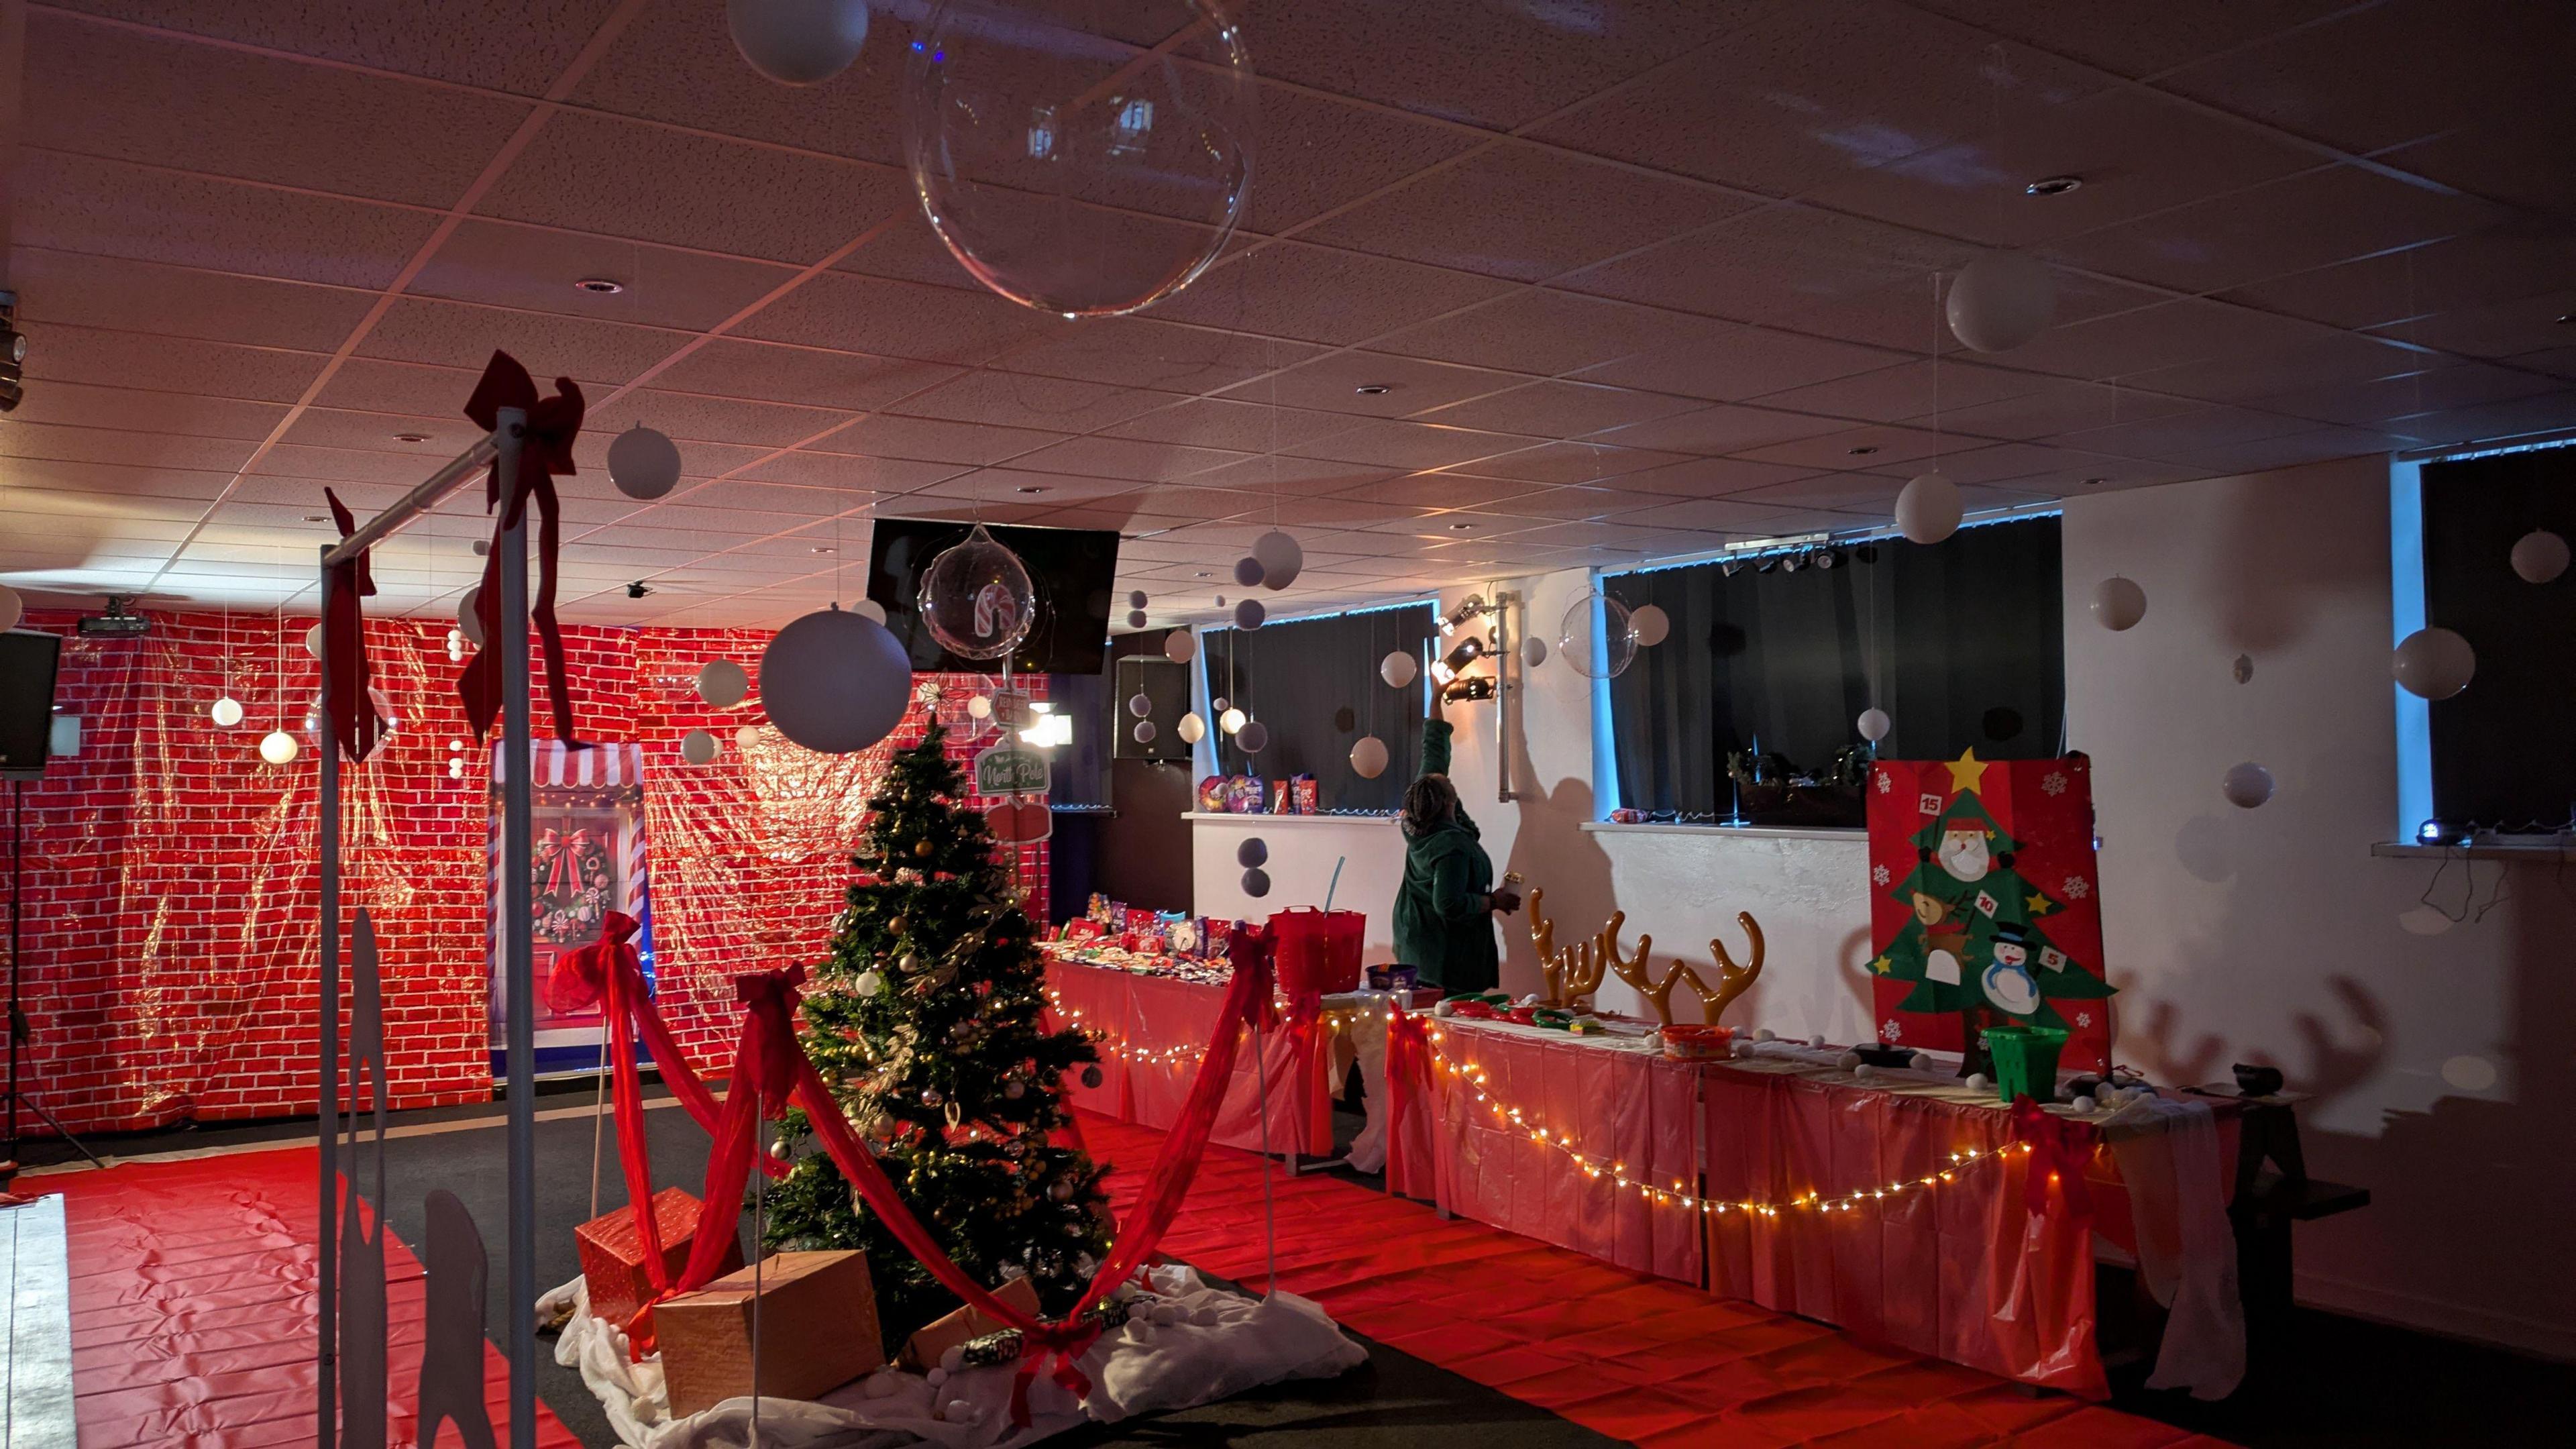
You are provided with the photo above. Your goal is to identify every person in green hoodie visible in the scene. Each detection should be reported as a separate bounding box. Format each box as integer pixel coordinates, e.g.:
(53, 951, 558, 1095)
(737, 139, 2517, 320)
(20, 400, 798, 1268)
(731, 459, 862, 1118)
(1393, 686, 1521, 994)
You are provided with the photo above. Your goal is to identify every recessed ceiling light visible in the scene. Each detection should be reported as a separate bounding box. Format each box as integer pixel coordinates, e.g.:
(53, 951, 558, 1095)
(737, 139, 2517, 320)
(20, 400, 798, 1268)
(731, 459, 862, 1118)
(1016, 485, 1048, 494)
(2559, 311, 2576, 325)
(1354, 384, 1393, 396)
(2025, 175, 2083, 197)
(574, 278, 625, 294)
(2083, 476, 2109, 486)
(1194, 570, 1212, 578)
(303, 514, 327, 523)
(1847, 445, 1880, 456)
(392, 431, 430, 443)
(811, 545, 835, 554)
(1448, 522, 1473, 531)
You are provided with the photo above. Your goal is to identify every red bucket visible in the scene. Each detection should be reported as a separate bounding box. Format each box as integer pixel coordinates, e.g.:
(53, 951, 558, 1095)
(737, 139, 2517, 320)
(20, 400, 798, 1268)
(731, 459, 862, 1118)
(1269, 908, 1364, 996)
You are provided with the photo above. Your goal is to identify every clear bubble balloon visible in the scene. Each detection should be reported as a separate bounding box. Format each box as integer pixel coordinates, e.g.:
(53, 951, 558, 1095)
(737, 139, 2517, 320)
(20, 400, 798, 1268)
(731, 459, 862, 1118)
(1558, 590, 1638, 680)
(917, 523, 1036, 660)
(1379, 651, 1417, 688)
(902, 0, 1255, 318)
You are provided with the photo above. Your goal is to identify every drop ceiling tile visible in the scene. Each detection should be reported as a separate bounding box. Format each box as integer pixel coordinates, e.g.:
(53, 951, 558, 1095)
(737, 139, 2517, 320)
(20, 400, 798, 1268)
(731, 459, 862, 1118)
(728, 451, 968, 492)
(1282, 418, 1534, 471)
(0, 417, 256, 473)
(645, 339, 963, 412)
(43, 0, 623, 95)
(1931, 378, 2200, 440)
(3, 380, 290, 442)
(1899, 0, 2353, 79)
(2216, 223, 2576, 333)
(278, 408, 483, 455)
(1441, 441, 1698, 486)
(1100, 397, 1364, 453)
(11, 248, 379, 352)
(23, 324, 327, 406)
(1614, 455, 1846, 498)
(1417, 380, 1703, 437)
(571, 0, 909, 166)
(826, 215, 986, 294)
(2247, 365, 2563, 431)
(1248, 83, 1489, 233)
(1733, 423, 1955, 472)
(1470, 485, 1677, 521)
(1529, 0, 2105, 197)
(602, 388, 853, 449)
(1187, 454, 1407, 494)
(0, 461, 234, 502)
(658, 480, 858, 520)
(1723, 472, 2043, 515)
(1372, 289, 1687, 375)
(1749, 358, 2049, 424)
(810, 414, 1069, 466)
(1144, 242, 1520, 346)
(1582, 403, 1847, 455)
(413, 221, 804, 331)
(480, 109, 913, 266)
(2375, 292, 2576, 363)
(1980, 299, 2326, 382)
(2157, 426, 2416, 478)
(1331, 473, 1560, 511)
(1572, 323, 1908, 402)
(1002, 436, 1256, 484)
(1223, 352, 1525, 418)
(1241, 496, 1444, 530)
(1606, 495, 1822, 533)
(1097, 486, 1273, 522)
(2375, 119, 2576, 221)
(1301, 145, 1753, 284)
(1771, 266, 2167, 355)
(995, 317, 1328, 394)
(1562, 205, 1980, 325)
(356, 298, 685, 382)
(249, 441, 466, 487)
(1910, 442, 2103, 488)
(732, 270, 1051, 366)
(888, 373, 1180, 434)
(910, 469, 1155, 506)
(2114, 332, 2430, 405)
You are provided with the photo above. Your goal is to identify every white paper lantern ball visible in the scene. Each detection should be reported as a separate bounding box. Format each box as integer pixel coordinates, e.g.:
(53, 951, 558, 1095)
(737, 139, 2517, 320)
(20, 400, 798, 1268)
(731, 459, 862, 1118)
(1629, 603, 1670, 647)
(1350, 735, 1390, 778)
(1232, 555, 1265, 588)
(1233, 598, 1265, 630)
(2511, 529, 2569, 584)
(2092, 576, 2147, 631)
(258, 729, 299, 765)
(1234, 719, 1269, 753)
(1857, 707, 1891, 743)
(303, 623, 325, 659)
(201, 696, 242, 730)
(1946, 251, 2057, 353)
(1252, 530, 1303, 590)
(696, 658, 749, 708)
(1132, 719, 1157, 744)
(1520, 636, 1548, 669)
(1218, 706, 1245, 735)
(1163, 629, 1197, 663)
(1379, 651, 1418, 688)
(1125, 609, 1149, 630)
(1895, 472, 1963, 545)
(458, 586, 487, 647)
(1236, 837, 1267, 868)
(0, 584, 22, 632)
(968, 694, 993, 719)
(1240, 867, 1271, 899)
(2392, 627, 2476, 700)
(2221, 761, 2275, 809)
(606, 425, 682, 500)
(735, 724, 761, 750)
(759, 604, 912, 753)
(680, 727, 720, 765)
(1177, 710, 1206, 743)
(727, 0, 870, 87)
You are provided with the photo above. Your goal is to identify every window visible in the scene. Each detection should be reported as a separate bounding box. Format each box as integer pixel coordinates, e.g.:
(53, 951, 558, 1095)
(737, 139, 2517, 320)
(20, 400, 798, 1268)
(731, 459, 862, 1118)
(1199, 602, 1440, 812)
(1604, 516, 2065, 826)
(2406, 441, 2576, 833)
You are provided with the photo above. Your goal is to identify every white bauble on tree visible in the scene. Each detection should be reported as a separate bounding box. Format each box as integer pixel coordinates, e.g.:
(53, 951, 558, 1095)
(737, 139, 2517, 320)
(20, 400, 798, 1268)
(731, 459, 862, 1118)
(1350, 735, 1389, 778)
(1520, 636, 1547, 669)
(1895, 472, 1963, 545)
(917, 523, 1035, 660)
(696, 658, 749, 708)
(1235, 720, 1269, 753)
(1628, 602, 1670, 647)
(680, 727, 721, 765)
(1857, 707, 1891, 743)
(2222, 761, 2275, 809)
(1946, 251, 2057, 353)
(1163, 628, 1197, 663)
(2511, 529, 2569, 584)
(2392, 627, 2475, 700)
(1379, 651, 1417, 688)
(211, 696, 245, 728)
(458, 586, 486, 647)
(0, 584, 21, 632)
(759, 604, 913, 752)
(607, 425, 682, 500)
(2092, 576, 2147, 631)
(728, 0, 871, 86)
(1177, 711, 1207, 743)
(1252, 531, 1303, 590)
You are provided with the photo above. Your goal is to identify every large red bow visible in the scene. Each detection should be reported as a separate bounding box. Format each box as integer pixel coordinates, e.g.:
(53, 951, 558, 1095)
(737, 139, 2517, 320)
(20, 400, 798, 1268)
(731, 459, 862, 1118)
(458, 350, 586, 748)
(2008, 1096, 2096, 1220)
(1381, 1007, 1432, 1187)
(320, 487, 386, 762)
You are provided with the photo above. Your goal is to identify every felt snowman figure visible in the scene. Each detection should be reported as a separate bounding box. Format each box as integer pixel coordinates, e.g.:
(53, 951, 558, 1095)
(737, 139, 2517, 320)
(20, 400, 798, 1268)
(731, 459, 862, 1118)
(1980, 922, 2043, 1016)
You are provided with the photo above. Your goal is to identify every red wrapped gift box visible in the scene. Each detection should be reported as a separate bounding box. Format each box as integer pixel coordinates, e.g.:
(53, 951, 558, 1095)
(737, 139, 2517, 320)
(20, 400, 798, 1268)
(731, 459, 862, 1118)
(576, 1186, 745, 1334)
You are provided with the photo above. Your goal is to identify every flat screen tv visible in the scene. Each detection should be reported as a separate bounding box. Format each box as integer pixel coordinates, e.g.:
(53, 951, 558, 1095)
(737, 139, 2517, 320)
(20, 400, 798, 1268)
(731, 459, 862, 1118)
(865, 520, 1120, 676)
(0, 628, 64, 780)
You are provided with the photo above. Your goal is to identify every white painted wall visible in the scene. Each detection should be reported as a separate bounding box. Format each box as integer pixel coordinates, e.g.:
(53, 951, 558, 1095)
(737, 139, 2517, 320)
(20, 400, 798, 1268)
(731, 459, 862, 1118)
(1189, 812, 1407, 955)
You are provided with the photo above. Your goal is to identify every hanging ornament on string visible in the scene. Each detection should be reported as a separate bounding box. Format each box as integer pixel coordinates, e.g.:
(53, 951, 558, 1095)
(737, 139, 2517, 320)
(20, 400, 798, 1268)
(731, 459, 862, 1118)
(1895, 472, 1962, 545)
(1218, 706, 1245, 735)
(901, 0, 1252, 317)
(760, 603, 912, 752)
(2092, 576, 2147, 631)
(1520, 636, 1547, 669)
(2511, 529, 2569, 584)
(1945, 251, 2057, 353)
(729, 0, 871, 87)
(1233, 598, 1265, 630)
(1163, 628, 1196, 663)
(1857, 707, 1891, 743)
(1235, 719, 1269, 753)
(1126, 692, 1152, 719)
(696, 658, 749, 707)
(303, 623, 325, 659)
(212, 695, 245, 728)
(918, 523, 1036, 660)
(1628, 603, 1670, 648)
(1558, 590, 1638, 680)
(260, 729, 300, 765)
(1380, 651, 1417, 688)
(2392, 627, 2475, 700)
(2221, 761, 2274, 809)
(1212, 695, 1229, 713)
(1232, 556, 1265, 588)
(1240, 867, 1271, 899)
(1124, 588, 1149, 631)
(1132, 719, 1156, 744)
(458, 586, 486, 647)
(1236, 837, 1267, 869)
(607, 424, 682, 500)
(1252, 531, 1302, 590)
(1350, 735, 1389, 778)
(680, 727, 720, 765)
(1177, 710, 1206, 743)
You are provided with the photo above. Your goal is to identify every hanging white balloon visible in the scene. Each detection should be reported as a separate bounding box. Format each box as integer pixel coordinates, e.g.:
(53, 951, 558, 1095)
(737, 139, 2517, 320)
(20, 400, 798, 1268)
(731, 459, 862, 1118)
(2511, 529, 2569, 584)
(607, 425, 682, 500)
(1233, 598, 1265, 630)
(1945, 251, 2057, 353)
(1132, 719, 1157, 744)
(1163, 629, 1197, 663)
(967, 694, 993, 719)
(728, 0, 871, 86)
(0, 584, 21, 632)
(1520, 636, 1547, 669)
(759, 604, 914, 752)
(1857, 708, 1891, 743)
(2092, 576, 2147, 631)
(1177, 711, 1207, 744)
(2392, 627, 2475, 700)
(1218, 706, 1246, 736)
(458, 586, 486, 647)
(1212, 696, 1229, 713)
(680, 727, 721, 765)
(2221, 761, 2275, 809)
(1126, 692, 1153, 718)
(259, 729, 300, 765)
(1252, 531, 1303, 590)
(1379, 651, 1417, 688)
(1350, 735, 1389, 778)
(1895, 473, 1962, 545)
(855, 598, 888, 625)
(1235, 719, 1269, 753)
(304, 623, 325, 659)
(735, 723, 762, 751)
(696, 658, 750, 708)
(1629, 603, 1670, 648)
(211, 696, 245, 728)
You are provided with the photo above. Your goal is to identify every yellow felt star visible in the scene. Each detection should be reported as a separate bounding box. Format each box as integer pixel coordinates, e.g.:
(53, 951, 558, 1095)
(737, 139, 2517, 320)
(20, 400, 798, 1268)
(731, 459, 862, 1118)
(1946, 748, 1990, 793)
(2026, 892, 2051, 916)
(1871, 953, 1894, 975)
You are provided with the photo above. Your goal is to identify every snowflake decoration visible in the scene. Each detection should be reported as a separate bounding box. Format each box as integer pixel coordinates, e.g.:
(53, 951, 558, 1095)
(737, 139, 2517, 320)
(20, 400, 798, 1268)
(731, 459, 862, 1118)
(1880, 1019, 1902, 1042)
(1875, 772, 1892, 794)
(2074, 1010, 2092, 1028)
(1872, 863, 1892, 886)
(2041, 771, 2068, 797)
(2063, 876, 2090, 900)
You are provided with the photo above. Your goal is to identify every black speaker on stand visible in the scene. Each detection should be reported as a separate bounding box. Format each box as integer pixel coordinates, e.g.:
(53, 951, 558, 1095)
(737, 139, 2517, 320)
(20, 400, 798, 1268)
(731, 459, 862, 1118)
(1, 627, 102, 1175)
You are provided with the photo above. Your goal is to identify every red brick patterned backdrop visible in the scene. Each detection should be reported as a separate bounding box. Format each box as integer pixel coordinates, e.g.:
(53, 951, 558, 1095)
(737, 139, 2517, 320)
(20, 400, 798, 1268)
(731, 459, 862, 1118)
(9, 608, 1044, 1136)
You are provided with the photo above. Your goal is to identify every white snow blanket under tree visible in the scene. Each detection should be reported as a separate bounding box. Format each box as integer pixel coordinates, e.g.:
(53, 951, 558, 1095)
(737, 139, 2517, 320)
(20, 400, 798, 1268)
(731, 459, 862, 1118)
(542, 1266, 1366, 1448)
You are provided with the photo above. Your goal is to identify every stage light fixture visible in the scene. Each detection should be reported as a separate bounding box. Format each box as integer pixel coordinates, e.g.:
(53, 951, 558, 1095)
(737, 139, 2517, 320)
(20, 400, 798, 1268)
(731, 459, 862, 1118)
(1430, 634, 1486, 685)
(1815, 548, 1842, 570)
(1439, 593, 1489, 637)
(1779, 551, 1806, 574)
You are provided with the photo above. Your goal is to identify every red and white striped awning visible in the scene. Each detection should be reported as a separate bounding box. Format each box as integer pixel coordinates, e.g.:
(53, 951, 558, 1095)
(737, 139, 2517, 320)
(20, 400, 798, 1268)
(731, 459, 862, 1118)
(488, 739, 645, 787)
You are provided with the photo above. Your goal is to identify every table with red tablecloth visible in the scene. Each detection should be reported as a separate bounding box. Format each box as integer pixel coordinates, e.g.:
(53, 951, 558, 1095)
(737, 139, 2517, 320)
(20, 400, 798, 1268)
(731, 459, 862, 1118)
(1042, 952, 1335, 1159)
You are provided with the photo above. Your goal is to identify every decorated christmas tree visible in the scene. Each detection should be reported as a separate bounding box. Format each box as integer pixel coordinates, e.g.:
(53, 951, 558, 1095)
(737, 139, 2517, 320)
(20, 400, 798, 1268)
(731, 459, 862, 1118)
(761, 717, 1111, 1352)
(1873, 751, 2114, 1074)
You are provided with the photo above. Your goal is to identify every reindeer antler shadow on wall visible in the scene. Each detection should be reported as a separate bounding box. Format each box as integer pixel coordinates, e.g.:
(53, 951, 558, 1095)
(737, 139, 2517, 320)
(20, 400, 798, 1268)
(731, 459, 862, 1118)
(1531, 888, 1765, 1025)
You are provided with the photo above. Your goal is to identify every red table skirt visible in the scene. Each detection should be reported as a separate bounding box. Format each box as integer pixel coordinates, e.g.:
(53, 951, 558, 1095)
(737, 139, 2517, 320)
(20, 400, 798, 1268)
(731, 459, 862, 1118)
(1045, 958, 1331, 1157)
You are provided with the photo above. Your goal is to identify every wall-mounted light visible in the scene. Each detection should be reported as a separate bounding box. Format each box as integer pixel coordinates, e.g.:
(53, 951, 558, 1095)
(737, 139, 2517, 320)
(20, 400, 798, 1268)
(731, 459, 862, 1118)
(1438, 594, 1489, 637)
(1430, 634, 1485, 684)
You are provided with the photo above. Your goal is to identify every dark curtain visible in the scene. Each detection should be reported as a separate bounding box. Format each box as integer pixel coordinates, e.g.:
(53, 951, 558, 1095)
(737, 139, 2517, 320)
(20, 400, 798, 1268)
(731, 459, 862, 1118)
(2423, 445, 2576, 827)
(1606, 517, 2065, 816)
(1201, 603, 1440, 811)
(1045, 665, 1110, 808)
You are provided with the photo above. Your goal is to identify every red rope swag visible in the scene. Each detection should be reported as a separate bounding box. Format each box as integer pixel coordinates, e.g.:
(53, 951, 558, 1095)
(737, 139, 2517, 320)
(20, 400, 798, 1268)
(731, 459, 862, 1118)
(458, 350, 586, 747)
(589, 924, 1283, 1426)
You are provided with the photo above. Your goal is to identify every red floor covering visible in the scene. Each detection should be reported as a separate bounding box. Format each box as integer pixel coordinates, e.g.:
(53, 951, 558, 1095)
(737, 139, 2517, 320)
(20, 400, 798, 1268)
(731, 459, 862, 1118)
(44, 1146, 577, 1449)
(1082, 1113, 2236, 1449)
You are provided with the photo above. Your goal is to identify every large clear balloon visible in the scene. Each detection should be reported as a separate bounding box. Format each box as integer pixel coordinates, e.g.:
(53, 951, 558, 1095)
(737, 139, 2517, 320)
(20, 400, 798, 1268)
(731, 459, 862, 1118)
(917, 523, 1036, 661)
(760, 604, 914, 752)
(1558, 590, 1638, 680)
(902, 0, 1255, 317)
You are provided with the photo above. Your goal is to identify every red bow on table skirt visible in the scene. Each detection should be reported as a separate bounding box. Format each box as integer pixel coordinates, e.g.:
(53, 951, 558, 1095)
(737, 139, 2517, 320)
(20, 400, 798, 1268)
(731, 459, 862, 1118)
(1381, 1006, 1433, 1189)
(2008, 1096, 2098, 1220)
(458, 350, 586, 747)
(319, 487, 386, 762)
